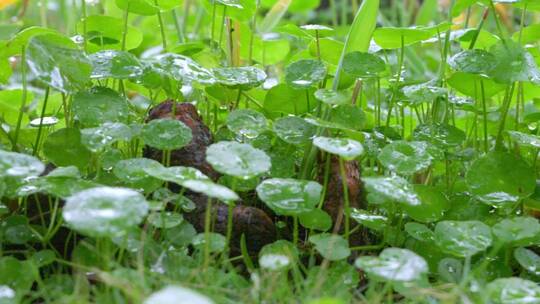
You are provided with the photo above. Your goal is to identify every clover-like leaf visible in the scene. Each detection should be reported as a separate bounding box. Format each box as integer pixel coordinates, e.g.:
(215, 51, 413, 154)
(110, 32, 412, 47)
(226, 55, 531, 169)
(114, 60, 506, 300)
(206, 141, 271, 179)
(212, 66, 266, 90)
(142, 119, 193, 151)
(273, 116, 316, 145)
(342, 52, 385, 78)
(256, 178, 322, 216)
(62, 187, 149, 238)
(434, 220, 492, 257)
(313, 136, 363, 160)
(466, 151, 535, 207)
(285, 59, 326, 89)
(378, 141, 432, 175)
(486, 278, 540, 304)
(226, 109, 267, 139)
(309, 233, 350, 261)
(355, 248, 428, 282)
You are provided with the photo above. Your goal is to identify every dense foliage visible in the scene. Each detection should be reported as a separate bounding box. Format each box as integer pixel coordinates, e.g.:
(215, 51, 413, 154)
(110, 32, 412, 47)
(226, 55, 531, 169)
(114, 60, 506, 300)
(1, 0, 540, 303)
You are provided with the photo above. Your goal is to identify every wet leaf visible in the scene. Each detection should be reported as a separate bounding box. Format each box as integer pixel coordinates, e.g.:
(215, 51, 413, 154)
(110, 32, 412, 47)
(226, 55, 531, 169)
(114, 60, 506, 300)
(514, 247, 540, 276)
(43, 128, 91, 170)
(256, 178, 322, 216)
(309, 233, 350, 261)
(342, 52, 385, 78)
(89, 50, 143, 79)
(314, 89, 350, 105)
(206, 141, 270, 179)
(142, 119, 193, 150)
(312, 136, 363, 160)
(285, 59, 326, 89)
(81, 122, 133, 152)
(153, 53, 215, 85)
(486, 278, 540, 304)
(299, 209, 332, 231)
(449, 49, 497, 75)
(434, 220, 492, 257)
(378, 141, 432, 175)
(113, 158, 163, 192)
(26, 34, 91, 93)
(273, 116, 317, 145)
(226, 109, 267, 139)
(466, 151, 535, 207)
(212, 66, 266, 90)
(63, 187, 149, 238)
(349, 208, 387, 231)
(72, 87, 130, 127)
(355, 248, 428, 282)
(492, 217, 540, 246)
(363, 176, 420, 206)
(144, 286, 213, 304)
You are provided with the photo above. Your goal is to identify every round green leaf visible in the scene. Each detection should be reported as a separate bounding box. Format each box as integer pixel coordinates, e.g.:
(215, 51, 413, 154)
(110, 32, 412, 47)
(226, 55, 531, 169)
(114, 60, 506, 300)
(404, 222, 434, 242)
(226, 109, 267, 138)
(89, 50, 143, 79)
(113, 158, 163, 192)
(81, 122, 133, 152)
(63, 187, 149, 237)
(508, 131, 540, 149)
(78, 15, 143, 51)
(312, 136, 363, 160)
(402, 185, 449, 223)
(378, 141, 432, 175)
(413, 123, 466, 148)
(434, 220, 492, 257)
(309, 233, 350, 261)
(212, 66, 266, 90)
(314, 89, 350, 105)
(466, 151, 536, 207)
(153, 53, 215, 85)
(489, 40, 540, 84)
(285, 59, 326, 89)
(492, 217, 540, 246)
(486, 278, 540, 304)
(144, 286, 213, 304)
(43, 128, 91, 170)
(0, 150, 44, 179)
(363, 176, 420, 206)
(115, 0, 159, 15)
(355, 248, 428, 282)
(142, 119, 193, 150)
(256, 178, 322, 216)
(273, 116, 316, 145)
(349, 208, 387, 231)
(449, 49, 497, 75)
(147, 212, 183, 229)
(26, 34, 91, 93)
(192, 233, 226, 253)
(72, 87, 130, 126)
(299, 209, 332, 231)
(514, 247, 540, 276)
(206, 141, 271, 179)
(342, 52, 385, 78)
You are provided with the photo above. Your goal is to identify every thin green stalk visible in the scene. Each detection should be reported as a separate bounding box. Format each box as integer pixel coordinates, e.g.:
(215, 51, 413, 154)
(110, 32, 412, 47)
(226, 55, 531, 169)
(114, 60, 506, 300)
(33, 86, 51, 156)
(489, 0, 507, 42)
(81, 0, 87, 51)
(210, 1, 217, 42)
(495, 84, 516, 150)
(218, 6, 227, 52)
(13, 47, 28, 152)
(480, 80, 489, 152)
(338, 158, 351, 241)
(121, 5, 130, 51)
(155, 0, 168, 51)
(171, 9, 184, 43)
(329, 0, 338, 27)
(385, 35, 405, 127)
(518, 4, 528, 44)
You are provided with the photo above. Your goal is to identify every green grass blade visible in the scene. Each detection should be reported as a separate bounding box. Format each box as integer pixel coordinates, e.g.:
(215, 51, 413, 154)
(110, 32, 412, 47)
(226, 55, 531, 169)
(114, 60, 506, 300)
(332, 0, 380, 90)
